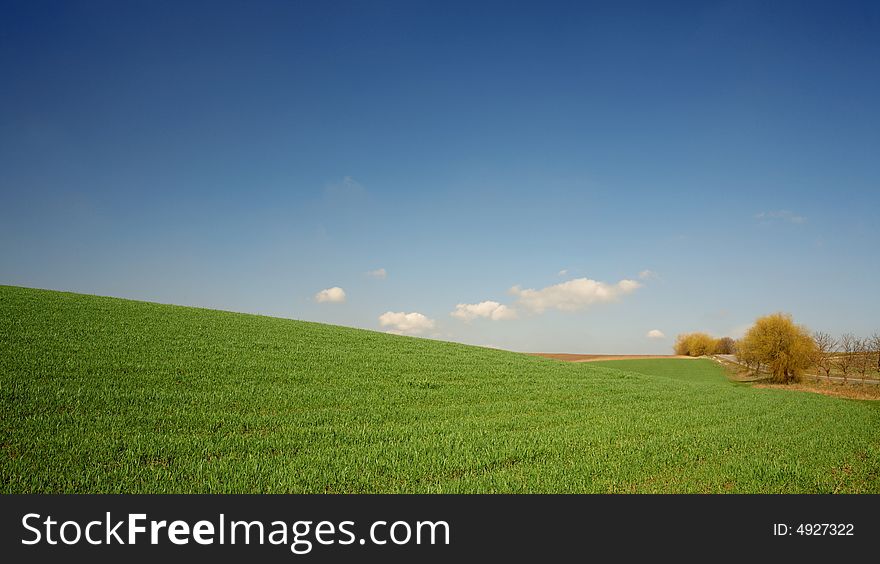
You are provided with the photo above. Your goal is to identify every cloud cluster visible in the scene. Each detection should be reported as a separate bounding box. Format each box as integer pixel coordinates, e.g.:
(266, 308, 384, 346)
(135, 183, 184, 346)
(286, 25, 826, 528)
(450, 301, 517, 322)
(509, 277, 642, 313)
(314, 287, 346, 303)
(378, 311, 436, 335)
(314, 266, 649, 341)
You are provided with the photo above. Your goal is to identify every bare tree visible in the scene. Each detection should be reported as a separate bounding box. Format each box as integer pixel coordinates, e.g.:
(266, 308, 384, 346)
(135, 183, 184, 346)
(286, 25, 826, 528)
(715, 337, 736, 355)
(835, 333, 856, 384)
(812, 331, 837, 378)
(871, 332, 880, 373)
(853, 337, 870, 379)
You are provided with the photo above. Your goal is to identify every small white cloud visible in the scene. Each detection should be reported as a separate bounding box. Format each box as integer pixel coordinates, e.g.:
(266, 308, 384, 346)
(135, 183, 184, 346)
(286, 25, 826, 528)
(366, 268, 387, 280)
(557, 269, 568, 276)
(450, 301, 518, 322)
(754, 210, 806, 224)
(638, 269, 657, 280)
(378, 311, 436, 335)
(314, 287, 346, 303)
(509, 277, 642, 313)
(647, 329, 665, 339)
(324, 176, 366, 199)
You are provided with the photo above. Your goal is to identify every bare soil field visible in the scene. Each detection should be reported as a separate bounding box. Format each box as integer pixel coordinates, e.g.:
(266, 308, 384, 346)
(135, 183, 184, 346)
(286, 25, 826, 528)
(530, 353, 695, 362)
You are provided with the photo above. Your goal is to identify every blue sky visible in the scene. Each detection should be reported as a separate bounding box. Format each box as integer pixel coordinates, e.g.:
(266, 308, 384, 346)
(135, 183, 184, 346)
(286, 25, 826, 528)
(2, 0, 878, 353)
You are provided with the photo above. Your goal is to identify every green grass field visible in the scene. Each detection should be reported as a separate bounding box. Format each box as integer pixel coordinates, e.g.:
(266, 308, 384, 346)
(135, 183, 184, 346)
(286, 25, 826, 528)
(2, 285, 878, 493)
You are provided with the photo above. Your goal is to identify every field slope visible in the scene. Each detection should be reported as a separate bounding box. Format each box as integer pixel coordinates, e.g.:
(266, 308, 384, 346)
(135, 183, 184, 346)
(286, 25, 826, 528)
(1, 286, 878, 493)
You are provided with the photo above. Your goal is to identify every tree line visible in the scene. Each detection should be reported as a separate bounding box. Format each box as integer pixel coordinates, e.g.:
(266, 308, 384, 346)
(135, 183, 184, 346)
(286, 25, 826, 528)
(674, 333, 735, 356)
(810, 331, 880, 383)
(675, 313, 880, 385)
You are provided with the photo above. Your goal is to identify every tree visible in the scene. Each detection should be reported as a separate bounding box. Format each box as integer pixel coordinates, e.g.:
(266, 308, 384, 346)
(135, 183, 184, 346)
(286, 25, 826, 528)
(835, 333, 857, 384)
(812, 331, 837, 378)
(674, 332, 717, 356)
(673, 334, 688, 355)
(871, 333, 880, 372)
(736, 313, 817, 384)
(853, 337, 870, 379)
(689, 333, 716, 356)
(714, 337, 736, 355)
(735, 337, 761, 374)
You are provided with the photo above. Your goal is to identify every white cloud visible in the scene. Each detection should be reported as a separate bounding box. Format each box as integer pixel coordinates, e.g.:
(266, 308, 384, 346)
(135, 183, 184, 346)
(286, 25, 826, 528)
(324, 176, 365, 199)
(647, 329, 665, 339)
(314, 287, 346, 303)
(557, 269, 568, 276)
(450, 301, 518, 322)
(378, 311, 436, 335)
(755, 210, 806, 224)
(509, 277, 642, 313)
(639, 269, 657, 280)
(366, 268, 387, 280)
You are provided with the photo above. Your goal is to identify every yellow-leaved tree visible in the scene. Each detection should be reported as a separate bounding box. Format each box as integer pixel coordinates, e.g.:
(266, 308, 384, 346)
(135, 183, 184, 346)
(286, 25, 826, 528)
(736, 313, 816, 384)
(673, 332, 717, 356)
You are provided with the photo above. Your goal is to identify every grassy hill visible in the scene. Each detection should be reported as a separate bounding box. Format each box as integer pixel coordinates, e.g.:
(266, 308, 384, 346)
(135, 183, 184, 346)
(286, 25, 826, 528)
(1, 285, 878, 493)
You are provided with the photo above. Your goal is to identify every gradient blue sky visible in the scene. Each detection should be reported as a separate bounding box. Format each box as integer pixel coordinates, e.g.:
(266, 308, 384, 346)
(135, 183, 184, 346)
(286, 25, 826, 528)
(2, 0, 878, 353)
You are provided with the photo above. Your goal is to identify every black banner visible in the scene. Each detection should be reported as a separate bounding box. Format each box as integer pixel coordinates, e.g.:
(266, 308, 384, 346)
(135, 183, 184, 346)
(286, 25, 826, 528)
(1, 495, 876, 561)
